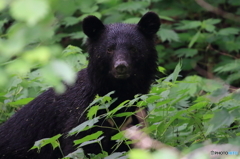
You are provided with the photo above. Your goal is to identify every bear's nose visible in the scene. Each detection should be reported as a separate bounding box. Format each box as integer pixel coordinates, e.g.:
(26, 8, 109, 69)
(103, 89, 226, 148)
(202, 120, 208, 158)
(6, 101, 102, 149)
(114, 61, 128, 74)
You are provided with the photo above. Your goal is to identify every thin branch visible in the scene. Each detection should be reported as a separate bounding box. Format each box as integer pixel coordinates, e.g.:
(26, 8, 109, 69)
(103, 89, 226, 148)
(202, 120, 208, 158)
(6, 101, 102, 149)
(207, 45, 238, 59)
(195, 0, 240, 22)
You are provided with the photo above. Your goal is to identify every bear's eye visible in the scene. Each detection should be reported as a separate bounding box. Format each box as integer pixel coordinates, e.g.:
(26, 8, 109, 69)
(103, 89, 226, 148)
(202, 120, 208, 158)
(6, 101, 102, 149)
(107, 47, 114, 54)
(130, 47, 137, 53)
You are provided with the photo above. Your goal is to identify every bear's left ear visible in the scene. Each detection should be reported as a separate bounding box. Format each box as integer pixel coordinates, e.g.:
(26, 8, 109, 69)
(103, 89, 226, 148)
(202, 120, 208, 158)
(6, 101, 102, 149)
(83, 16, 105, 38)
(137, 12, 161, 36)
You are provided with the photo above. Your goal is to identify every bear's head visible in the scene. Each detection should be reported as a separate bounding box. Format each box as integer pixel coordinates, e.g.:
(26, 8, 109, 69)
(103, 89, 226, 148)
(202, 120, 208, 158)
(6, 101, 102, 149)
(83, 12, 160, 93)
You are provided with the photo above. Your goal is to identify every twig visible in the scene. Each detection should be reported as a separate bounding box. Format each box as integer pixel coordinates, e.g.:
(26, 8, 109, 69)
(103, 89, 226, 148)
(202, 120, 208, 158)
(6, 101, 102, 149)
(195, 0, 240, 22)
(207, 45, 238, 59)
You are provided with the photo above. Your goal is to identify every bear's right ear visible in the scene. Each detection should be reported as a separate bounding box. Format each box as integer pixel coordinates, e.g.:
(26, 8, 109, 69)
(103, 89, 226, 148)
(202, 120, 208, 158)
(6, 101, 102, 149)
(82, 16, 105, 38)
(137, 12, 161, 36)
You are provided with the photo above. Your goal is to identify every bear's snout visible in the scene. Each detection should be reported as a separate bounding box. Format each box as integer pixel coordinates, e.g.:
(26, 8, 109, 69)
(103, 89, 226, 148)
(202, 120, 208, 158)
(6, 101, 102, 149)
(113, 60, 130, 79)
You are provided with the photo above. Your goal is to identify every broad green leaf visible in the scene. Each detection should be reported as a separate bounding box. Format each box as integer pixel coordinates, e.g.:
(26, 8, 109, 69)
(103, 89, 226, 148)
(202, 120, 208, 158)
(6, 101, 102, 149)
(124, 18, 140, 24)
(6, 59, 31, 76)
(204, 18, 221, 25)
(64, 149, 85, 158)
(63, 45, 82, 56)
(204, 24, 215, 32)
(114, 112, 132, 117)
(172, 61, 182, 83)
(8, 98, 33, 106)
(158, 66, 166, 74)
(10, 0, 50, 26)
(176, 20, 201, 30)
(128, 149, 152, 159)
(87, 105, 99, 119)
(77, 0, 98, 13)
(111, 131, 124, 140)
(74, 131, 103, 145)
(31, 134, 62, 151)
(156, 99, 172, 107)
(79, 136, 104, 147)
(23, 47, 51, 64)
(214, 60, 240, 73)
(63, 17, 80, 26)
(218, 28, 240, 35)
(188, 101, 208, 111)
(50, 60, 76, 85)
(158, 28, 179, 42)
(0, 0, 7, 11)
(68, 117, 99, 136)
(201, 19, 219, 32)
(174, 48, 198, 57)
(152, 149, 179, 159)
(159, 15, 174, 21)
(228, 0, 240, 6)
(116, 1, 149, 12)
(136, 100, 147, 107)
(188, 31, 201, 48)
(205, 109, 234, 135)
(146, 95, 160, 103)
(0, 69, 8, 88)
(69, 32, 85, 39)
(105, 152, 125, 159)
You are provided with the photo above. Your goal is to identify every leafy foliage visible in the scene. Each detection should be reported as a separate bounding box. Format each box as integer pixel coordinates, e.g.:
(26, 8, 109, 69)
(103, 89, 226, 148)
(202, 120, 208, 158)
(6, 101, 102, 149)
(0, 0, 240, 158)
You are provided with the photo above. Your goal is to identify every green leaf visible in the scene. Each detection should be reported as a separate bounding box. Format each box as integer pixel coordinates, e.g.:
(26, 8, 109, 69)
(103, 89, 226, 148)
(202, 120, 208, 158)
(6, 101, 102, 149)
(62, 44, 81, 56)
(105, 152, 125, 159)
(218, 28, 240, 35)
(214, 60, 240, 73)
(116, 1, 149, 12)
(63, 17, 80, 26)
(152, 149, 179, 159)
(74, 131, 103, 145)
(50, 60, 76, 85)
(205, 109, 234, 135)
(69, 32, 85, 39)
(23, 47, 51, 64)
(159, 15, 174, 21)
(87, 105, 99, 119)
(79, 136, 104, 147)
(201, 19, 220, 32)
(0, 0, 7, 11)
(68, 117, 99, 136)
(31, 134, 62, 151)
(128, 149, 152, 159)
(176, 20, 201, 30)
(188, 31, 201, 48)
(77, 0, 98, 13)
(10, 0, 50, 26)
(111, 131, 124, 140)
(114, 112, 132, 117)
(204, 24, 215, 32)
(204, 18, 221, 25)
(158, 66, 166, 74)
(172, 61, 182, 83)
(188, 101, 208, 111)
(8, 98, 34, 106)
(174, 48, 198, 57)
(146, 95, 160, 103)
(158, 28, 179, 42)
(64, 149, 85, 158)
(123, 18, 140, 24)
(228, 0, 240, 6)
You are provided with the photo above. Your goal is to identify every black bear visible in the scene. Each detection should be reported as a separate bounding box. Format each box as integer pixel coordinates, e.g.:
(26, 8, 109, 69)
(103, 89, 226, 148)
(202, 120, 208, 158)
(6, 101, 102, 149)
(0, 12, 160, 158)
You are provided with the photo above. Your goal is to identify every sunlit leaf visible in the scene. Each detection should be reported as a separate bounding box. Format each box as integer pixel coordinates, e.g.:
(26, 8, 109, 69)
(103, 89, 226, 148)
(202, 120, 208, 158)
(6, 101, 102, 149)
(74, 131, 103, 145)
(10, 0, 49, 26)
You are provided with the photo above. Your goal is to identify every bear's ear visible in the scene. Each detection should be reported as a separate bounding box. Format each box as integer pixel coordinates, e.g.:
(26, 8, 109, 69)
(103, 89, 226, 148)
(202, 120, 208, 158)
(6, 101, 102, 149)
(137, 12, 161, 36)
(83, 16, 105, 38)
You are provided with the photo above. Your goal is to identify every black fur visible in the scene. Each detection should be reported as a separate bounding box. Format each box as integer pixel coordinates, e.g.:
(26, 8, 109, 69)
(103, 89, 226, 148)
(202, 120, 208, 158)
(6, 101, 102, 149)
(0, 12, 160, 158)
